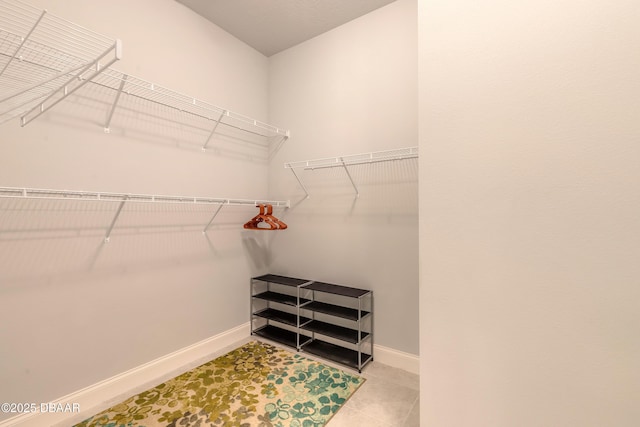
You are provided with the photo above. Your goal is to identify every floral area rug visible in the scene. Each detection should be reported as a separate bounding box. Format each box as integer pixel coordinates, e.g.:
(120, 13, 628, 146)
(74, 340, 365, 427)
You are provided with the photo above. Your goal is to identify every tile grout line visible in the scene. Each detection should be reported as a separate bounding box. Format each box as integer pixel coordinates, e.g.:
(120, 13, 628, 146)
(398, 393, 420, 427)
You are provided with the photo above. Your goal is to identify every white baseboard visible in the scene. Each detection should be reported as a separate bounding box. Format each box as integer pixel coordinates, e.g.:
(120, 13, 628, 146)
(373, 344, 420, 375)
(0, 323, 250, 427)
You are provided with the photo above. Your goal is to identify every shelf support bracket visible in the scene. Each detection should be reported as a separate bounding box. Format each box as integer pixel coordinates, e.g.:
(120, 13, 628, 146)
(21, 40, 122, 127)
(104, 74, 127, 133)
(202, 110, 227, 151)
(202, 202, 226, 234)
(0, 10, 47, 77)
(287, 165, 309, 198)
(268, 132, 290, 160)
(340, 157, 359, 197)
(0, 62, 90, 107)
(104, 195, 127, 243)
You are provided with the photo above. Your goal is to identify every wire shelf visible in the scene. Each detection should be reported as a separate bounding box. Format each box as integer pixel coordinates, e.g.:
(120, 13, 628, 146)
(89, 68, 290, 147)
(0, 186, 290, 241)
(284, 146, 418, 198)
(0, 0, 121, 125)
(0, 0, 288, 152)
(285, 146, 418, 170)
(0, 186, 289, 207)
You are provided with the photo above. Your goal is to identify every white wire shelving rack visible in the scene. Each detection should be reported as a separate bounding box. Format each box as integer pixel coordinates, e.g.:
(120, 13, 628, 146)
(90, 68, 290, 150)
(0, 186, 290, 242)
(0, 0, 122, 126)
(284, 146, 419, 198)
(0, 0, 289, 151)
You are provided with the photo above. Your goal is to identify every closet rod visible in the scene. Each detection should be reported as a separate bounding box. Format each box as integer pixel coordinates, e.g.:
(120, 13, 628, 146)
(0, 186, 290, 208)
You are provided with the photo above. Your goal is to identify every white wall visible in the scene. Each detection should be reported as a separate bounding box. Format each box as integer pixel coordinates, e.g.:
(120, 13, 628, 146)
(420, 0, 640, 425)
(268, 0, 419, 355)
(0, 0, 271, 418)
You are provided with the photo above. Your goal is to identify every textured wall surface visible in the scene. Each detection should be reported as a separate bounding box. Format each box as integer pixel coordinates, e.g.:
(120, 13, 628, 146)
(420, 0, 640, 425)
(0, 0, 271, 416)
(268, 0, 419, 355)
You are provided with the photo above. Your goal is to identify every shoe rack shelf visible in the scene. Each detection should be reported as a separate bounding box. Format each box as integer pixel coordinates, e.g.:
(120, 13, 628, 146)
(250, 274, 373, 372)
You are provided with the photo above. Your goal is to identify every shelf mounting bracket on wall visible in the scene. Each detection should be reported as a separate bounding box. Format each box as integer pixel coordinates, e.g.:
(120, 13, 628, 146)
(104, 74, 128, 133)
(21, 41, 122, 127)
(287, 167, 310, 199)
(0, 62, 90, 114)
(203, 202, 226, 234)
(268, 132, 291, 159)
(202, 110, 228, 151)
(340, 157, 359, 197)
(104, 195, 128, 243)
(284, 146, 418, 198)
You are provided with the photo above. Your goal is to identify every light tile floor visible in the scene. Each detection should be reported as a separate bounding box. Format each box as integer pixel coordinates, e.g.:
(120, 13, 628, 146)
(250, 338, 420, 427)
(326, 359, 420, 427)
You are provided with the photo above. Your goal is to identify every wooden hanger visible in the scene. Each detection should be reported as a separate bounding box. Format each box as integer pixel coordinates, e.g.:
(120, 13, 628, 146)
(265, 204, 287, 229)
(243, 204, 287, 230)
(243, 204, 278, 230)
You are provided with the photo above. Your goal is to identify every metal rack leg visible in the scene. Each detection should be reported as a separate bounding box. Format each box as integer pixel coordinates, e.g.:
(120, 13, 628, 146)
(358, 296, 362, 372)
(250, 278, 254, 336)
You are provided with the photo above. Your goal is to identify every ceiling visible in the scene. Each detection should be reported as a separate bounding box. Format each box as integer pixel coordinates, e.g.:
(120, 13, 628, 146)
(175, 0, 397, 57)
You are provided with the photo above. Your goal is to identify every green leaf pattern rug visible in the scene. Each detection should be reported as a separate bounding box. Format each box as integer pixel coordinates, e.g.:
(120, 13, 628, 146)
(74, 341, 365, 427)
